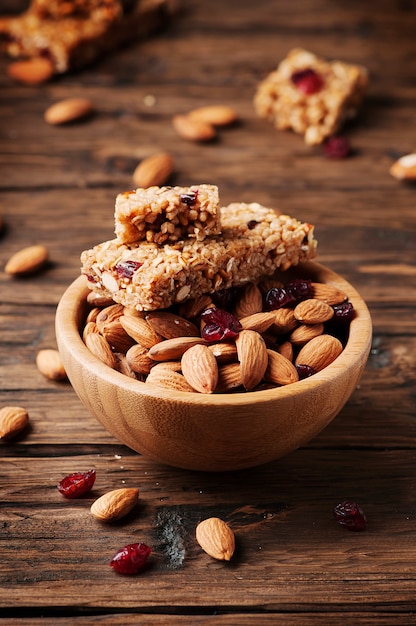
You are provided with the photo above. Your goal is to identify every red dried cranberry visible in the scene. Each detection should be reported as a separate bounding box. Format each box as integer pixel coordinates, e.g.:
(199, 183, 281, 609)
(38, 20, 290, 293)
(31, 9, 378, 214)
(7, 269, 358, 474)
(57, 469, 96, 499)
(332, 301, 354, 323)
(264, 287, 295, 310)
(180, 190, 198, 206)
(286, 278, 313, 302)
(84, 273, 98, 283)
(110, 542, 152, 575)
(291, 68, 324, 94)
(323, 136, 351, 159)
(247, 220, 259, 230)
(334, 500, 367, 531)
(296, 364, 316, 379)
(201, 307, 242, 342)
(115, 260, 142, 279)
(211, 287, 238, 310)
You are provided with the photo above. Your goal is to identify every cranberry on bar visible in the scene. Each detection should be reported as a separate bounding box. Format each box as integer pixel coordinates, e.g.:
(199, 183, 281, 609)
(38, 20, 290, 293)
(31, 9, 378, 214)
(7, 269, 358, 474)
(254, 48, 368, 145)
(114, 184, 221, 245)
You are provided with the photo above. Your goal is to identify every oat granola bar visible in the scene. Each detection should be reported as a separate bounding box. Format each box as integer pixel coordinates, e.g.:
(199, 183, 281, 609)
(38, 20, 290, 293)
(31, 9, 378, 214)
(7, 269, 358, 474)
(81, 202, 317, 311)
(115, 184, 221, 244)
(254, 48, 368, 145)
(0, 0, 175, 75)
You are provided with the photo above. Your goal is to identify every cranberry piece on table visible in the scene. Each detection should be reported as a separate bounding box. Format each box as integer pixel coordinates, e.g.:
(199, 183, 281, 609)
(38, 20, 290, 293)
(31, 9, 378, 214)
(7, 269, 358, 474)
(201, 307, 242, 342)
(323, 136, 351, 159)
(57, 469, 96, 499)
(334, 500, 368, 531)
(291, 68, 324, 94)
(110, 542, 152, 575)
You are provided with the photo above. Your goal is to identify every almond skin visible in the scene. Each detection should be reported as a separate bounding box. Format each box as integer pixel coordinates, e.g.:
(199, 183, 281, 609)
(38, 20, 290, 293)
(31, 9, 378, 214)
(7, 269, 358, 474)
(295, 334, 344, 371)
(196, 517, 235, 561)
(36, 349, 67, 381)
(132, 152, 174, 188)
(235, 329, 268, 390)
(188, 105, 238, 127)
(0, 406, 29, 440)
(5, 244, 48, 275)
(90, 488, 139, 522)
(44, 97, 94, 125)
(172, 114, 216, 142)
(7, 57, 54, 84)
(181, 343, 218, 393)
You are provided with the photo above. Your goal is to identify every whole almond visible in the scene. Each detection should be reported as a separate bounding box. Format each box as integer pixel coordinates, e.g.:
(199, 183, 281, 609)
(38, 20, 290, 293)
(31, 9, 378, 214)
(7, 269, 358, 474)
(7, 57, 54, 84)
(293, 298, 334, 324)
(148, 336, 207, 361)
(271, 308, 298, 335)
(196, 517, 235, 561)
(36, 349, 67, 381)
(172, 114, 216, 142)
(119, 315, 163, 349)
(85, 307, 101, 324)
(216, 363, 243, 392)
(295, 334, 343, 371)
(290, 323, 324, 347)
(83, 321, 101, 341)
(208, 342, 238, 364)
(264, 349, 299, 386)
(188, 105, 238, 127)
(179, 294, 213, 319)
(85, 332, 118, 370)
(44, 98, 94, 125)
(90, 488, 139, 522)
(234, 282, 263, 318)
(277, 341, 293, 362)
(115, 354, 137, 379)
(96, 304, 125, 332)
(86, 291, 115, 308)
(0, 406, 29, 440)
(126, 344, 155, 375)
(239, 311, 277, 333)
(181, 343, 218, 393)
(5, 244, 48, 275)
(311, 283, 347, 305)
(146, 311, 199, 339)
(235, 329, 268, 390)
(146, 368, 195, 392)
(132, 152, 174, 188)
(389, 153, 416, 180)
(101, 319, 136, 353)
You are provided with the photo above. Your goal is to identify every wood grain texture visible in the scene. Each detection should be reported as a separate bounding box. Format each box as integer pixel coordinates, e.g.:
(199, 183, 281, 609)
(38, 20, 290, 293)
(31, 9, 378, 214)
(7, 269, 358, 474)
(0, 0, 416, 620)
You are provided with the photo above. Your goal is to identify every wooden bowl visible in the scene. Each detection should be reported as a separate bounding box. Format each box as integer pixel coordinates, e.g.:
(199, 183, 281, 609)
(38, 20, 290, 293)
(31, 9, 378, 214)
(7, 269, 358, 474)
(55, 261, 372, 471)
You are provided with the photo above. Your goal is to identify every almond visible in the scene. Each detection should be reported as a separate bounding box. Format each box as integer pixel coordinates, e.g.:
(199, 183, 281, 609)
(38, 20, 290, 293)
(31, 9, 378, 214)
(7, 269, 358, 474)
(179, 294, 214, 319)
(234, 282, 263, 318)
(82, 321, 100, 341)
(195, 517, 235, 561)
(101, 319, 136, 353)
(277, 340, 293, 362)
(86, 291, 115, 308)
(5, 244, 48, 275)
(36, 349, 67, 381)
(188, 105, 238, 127)
(85, 307, 101, 324)
(208, 342, 238, 364)
(119, 315, 163, 349)
(96, 304, 125, 332)
(44, 97, 94, 125)
(215, 363, 242, 392)
(311, 282, 347, 305)
(145, 368, 195, 392)
(115, 354, 138, 379)
(290, 323, 324, 347)
(293, 298, 334, 324)
(264, 349, 299, 386)
(271, 308, 298, 335)
(90, 488, 139, 522)
(146, 311, 199, 339)
(85, 332, 118, 369)
(132, 152, 174, 188)
(148, 336, 207, 361)
(172, 114, 216, 142)
(0, 406, 29, 440)
(239, 311, 277, 333)
(150, 361, 182, 374)
(389, 153, 416, 180)
(126, 344, 155, 375)
(235, 329, 268, 390)
(181, 343, 218, 393)
(7, 57, 54, 84)
(295, 334, 343, 371)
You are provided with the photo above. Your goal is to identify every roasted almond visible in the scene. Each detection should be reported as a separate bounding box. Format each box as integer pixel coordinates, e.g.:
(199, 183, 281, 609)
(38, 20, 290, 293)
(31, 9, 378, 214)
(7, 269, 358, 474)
(234, 282, 263, 318)
(90, 488, 139, 522)
(148, 336, 207, 361)
(277, 340, 293, 362)
(289, 323, 324, 346)
(293, 298, 334, 324)
(235, 329, 268, 390)
(295, 334, 343, 371)
(101, 319, 136, 353)
(86, 290, 115, 308)
(311, 282, 347, 305)
(172, 114, 216, 142)
(146, 311, 199, 339)
(188, 105, 238, 127)
(119, 315, 163, 349)
(196, 517, 235, 561)
(36, 349, 67, 381)
(132, 152, 174, 188)
(0, 406, 29, 440)
(7, 57, 54, 84)
(239, 311, 277, 333)
(264, 349, 299, 386)
(181, 343, 218, 393)
(96, 304, 125, 331)
(215, 363, 243, 392)
(44, 97, 94, 125)
(5, 244, 48, 275)
(126, 344, 155, 375)
(145, 368, 195, 392)
(271, 308, 298, 335)
(208, 342, 238, 364)
(85, 332, 118, 369)
(389, 153, 416, 180)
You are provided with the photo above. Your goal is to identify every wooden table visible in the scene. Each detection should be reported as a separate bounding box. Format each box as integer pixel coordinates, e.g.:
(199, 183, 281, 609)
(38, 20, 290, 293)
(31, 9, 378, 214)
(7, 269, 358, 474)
(1, 0, 416, 623)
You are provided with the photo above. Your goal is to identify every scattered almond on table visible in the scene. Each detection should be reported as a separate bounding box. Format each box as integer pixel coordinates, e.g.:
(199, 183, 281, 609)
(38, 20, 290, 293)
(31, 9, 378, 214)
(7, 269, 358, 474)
(0, 406, 29, 440)
(90, 488, 140, 522)
(196, 517, 236, 561)
(4, 244, 49, 275)
(389, 153, 416, 180)
(44, 97, 95, 125)
(36, 349, 67, 381)
(7, 57, 54, 85)
(132, 152, 174, 188)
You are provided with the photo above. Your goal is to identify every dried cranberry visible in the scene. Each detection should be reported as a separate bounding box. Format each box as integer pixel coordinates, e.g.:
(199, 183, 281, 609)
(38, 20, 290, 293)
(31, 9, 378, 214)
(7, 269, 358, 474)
(110, 542, 152, 575)
(291, 68, 324, 94)
(57, 469, 96, 499)
(247, 220, 258, 230)
(201, 307, 242, 342)
(84, 273, 97, 283)
(180, 190, 198, 206)
(211, 287, 238, 310)
(264, 287, 295, 310)
(115, 260, 142, 279)
(323, 136, 351, 159)
(286, 278, 313, 302)
(296, 364, 317, 379)
(334, 500, 367, 531)
(332, 301, 355, 323)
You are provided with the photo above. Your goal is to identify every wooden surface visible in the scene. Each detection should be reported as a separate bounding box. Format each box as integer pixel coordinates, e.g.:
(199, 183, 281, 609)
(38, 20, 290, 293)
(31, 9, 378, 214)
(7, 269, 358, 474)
(1, 0, 416, 623)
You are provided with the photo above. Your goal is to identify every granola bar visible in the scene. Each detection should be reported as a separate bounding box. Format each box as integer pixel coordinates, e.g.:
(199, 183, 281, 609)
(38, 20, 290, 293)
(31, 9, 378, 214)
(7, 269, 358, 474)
(0, 0, 175, 75)
(254, 48, 368, 145)
(114, 184, 221, 244)
(81, 202, 317, 311)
